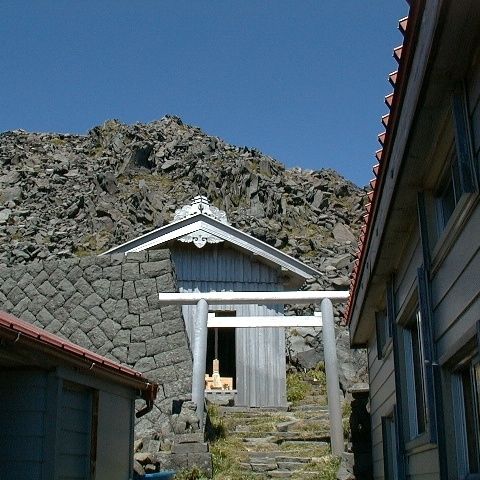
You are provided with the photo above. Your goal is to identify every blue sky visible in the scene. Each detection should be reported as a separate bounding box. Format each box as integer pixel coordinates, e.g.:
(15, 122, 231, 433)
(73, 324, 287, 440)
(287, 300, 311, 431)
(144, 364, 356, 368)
(1, 1, 407, 186)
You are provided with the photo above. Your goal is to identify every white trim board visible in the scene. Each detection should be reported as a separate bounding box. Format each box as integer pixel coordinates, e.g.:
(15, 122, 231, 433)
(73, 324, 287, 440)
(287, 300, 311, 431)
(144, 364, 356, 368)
(158, 290, 349, 304)
(207, 314, 323, 328)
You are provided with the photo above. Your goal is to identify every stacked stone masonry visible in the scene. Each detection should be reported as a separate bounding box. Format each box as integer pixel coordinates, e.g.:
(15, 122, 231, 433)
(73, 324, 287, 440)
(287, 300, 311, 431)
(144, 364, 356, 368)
(0, 249, 193, 439)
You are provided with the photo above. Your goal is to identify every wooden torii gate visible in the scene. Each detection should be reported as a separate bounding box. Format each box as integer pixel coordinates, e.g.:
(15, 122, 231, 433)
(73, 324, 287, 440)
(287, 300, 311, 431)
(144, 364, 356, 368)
(158, 290, 349, 455)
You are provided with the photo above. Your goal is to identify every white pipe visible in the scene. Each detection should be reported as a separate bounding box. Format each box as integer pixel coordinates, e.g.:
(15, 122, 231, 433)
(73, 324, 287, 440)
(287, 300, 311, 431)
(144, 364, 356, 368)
(322, 298, 344, 455)
(158, 290, 349, 305)
(191, 299, 209, 428)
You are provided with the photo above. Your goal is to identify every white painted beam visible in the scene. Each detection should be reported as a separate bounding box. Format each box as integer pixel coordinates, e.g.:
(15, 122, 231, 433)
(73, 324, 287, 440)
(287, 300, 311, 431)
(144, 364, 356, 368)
(207, 315, 322, 328)
(158, 290, 349, 305)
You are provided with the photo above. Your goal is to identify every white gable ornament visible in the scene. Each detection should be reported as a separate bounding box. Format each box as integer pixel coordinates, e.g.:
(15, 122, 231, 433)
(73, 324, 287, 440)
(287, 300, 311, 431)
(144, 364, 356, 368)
(174, 196, 228, 248)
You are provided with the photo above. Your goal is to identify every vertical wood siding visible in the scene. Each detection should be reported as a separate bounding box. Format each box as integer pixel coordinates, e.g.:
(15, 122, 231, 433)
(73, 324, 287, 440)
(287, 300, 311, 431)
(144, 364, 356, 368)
(368, 336, 395, 480)
(0, 370, 48, 480)
(95, 391, 133, 480)
(171, 245, 287, 407)
(58, 384, 92, 480)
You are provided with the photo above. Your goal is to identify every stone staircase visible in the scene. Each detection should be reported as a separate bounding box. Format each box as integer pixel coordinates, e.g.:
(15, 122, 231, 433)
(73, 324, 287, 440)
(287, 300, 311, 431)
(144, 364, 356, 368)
(208, 379, 341, 479)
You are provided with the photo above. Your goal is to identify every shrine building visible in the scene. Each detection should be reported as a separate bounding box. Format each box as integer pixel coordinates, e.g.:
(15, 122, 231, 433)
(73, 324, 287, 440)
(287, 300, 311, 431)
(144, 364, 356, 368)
(105, 196, 320, 407)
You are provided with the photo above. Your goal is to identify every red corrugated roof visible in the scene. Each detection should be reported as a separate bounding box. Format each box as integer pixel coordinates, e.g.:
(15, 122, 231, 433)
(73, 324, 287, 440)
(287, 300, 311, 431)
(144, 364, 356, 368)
(0, 310, 158, 400)
(346, 2, 425, 325)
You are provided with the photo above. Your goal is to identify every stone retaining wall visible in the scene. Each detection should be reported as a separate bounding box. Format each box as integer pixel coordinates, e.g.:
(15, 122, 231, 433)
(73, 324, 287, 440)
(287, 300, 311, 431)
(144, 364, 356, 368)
(0, 250, 193, 439)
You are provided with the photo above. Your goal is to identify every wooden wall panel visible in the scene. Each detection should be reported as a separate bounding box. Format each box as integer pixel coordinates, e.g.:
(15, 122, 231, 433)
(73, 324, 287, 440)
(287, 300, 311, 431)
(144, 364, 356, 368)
(0, 370, 48, 480)
(172, 244, 286, 407)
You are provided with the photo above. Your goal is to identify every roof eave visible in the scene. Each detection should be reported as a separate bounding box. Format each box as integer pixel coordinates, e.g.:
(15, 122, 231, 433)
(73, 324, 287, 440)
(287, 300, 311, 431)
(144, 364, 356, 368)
(347, 0, 426, 341)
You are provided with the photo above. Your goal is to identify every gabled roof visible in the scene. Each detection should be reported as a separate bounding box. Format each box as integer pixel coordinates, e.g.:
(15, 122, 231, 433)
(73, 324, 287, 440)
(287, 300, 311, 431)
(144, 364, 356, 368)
(0, 310, 158, 403)
(103, 197, 319, 283)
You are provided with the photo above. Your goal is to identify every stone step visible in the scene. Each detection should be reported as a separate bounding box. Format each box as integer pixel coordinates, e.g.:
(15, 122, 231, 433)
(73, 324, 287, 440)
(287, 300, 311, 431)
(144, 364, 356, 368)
(276, 419, 301, 432)
(273, 456, 311, 464)
(243, 436, 277, 444)
(277, 461, 310, 471)
(248, 452, 311, 461)
(239, 431, 330, 442)
(281, 440, 330, 449)
(290, 404, 328, 412)
(240, 472, 322, 479)
(266, 469, 295, 478)
(219, 405, 289, 414)
(250, 462, 278, 473)
(239, 461, 311, 474)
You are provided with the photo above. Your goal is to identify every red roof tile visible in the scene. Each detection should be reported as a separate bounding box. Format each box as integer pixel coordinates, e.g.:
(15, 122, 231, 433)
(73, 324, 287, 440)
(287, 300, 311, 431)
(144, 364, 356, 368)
(399, 17, 408, 34)
(382, 114, 390, 128)
(347, 2, 425, 326)
(393, 45, 403, 62)
(389, 71, 398, 86)
(385, 93, 394, 108)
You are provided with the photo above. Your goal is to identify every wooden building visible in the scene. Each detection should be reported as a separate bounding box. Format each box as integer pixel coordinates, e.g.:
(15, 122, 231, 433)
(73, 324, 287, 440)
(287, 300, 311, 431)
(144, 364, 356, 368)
(105, 196, 319, 407)
(0, 310, 158, 480)
(347, 1, 480, 479)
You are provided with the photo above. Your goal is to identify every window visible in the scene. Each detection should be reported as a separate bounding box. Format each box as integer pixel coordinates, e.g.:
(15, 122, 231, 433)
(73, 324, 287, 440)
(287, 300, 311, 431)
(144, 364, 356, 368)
(453, 358, 480, 478)
(433, 86, 478, 237)
(403, 309, 427, 438)
(376, 284, 395, 360)
(376, 308, 391, 360)
(382, 413, 399, 480)
(436, 150, 463, 229)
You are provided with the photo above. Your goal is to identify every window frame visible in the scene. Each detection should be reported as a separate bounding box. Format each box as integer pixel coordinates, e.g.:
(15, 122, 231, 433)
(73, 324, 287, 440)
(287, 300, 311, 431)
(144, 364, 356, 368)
(452, 354, 480, 479)
(403, 308, 427, 439)
(376, 308, 392, 360)
(435, 147, 464, 231)
(397, 296, 432, 450)
(382, 410, 399, 480)
(424, 85, 479, 273)
(376, 282, 396, 361)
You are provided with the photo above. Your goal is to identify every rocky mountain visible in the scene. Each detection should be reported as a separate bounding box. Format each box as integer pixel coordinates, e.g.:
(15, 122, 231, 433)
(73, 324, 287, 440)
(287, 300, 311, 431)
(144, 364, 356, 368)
(0, 115, 367, 384)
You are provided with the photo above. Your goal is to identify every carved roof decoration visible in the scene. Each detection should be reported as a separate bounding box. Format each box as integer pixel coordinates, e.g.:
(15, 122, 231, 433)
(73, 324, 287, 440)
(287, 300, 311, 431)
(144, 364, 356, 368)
(173, 197, 228, 248)
(174, 196, 229, 224)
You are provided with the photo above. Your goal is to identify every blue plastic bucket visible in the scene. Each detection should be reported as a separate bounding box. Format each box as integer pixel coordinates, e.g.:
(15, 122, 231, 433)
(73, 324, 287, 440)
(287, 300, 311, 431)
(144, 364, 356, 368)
(143, 472, 176, 480)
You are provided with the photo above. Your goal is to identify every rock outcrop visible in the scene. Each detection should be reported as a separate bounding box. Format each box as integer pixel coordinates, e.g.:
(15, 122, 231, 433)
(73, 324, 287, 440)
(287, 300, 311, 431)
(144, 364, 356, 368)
(0, 116, 368, 388)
